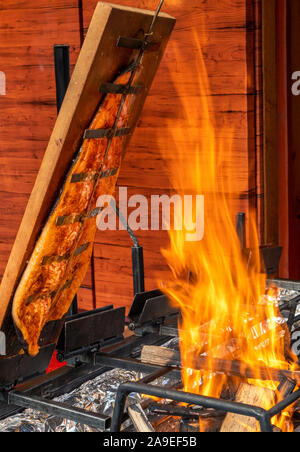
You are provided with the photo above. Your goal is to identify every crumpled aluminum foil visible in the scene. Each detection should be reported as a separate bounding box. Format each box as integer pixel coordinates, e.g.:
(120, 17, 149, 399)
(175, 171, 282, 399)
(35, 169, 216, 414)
(277, 287, 300, 320)
(0, 338, 180, 432)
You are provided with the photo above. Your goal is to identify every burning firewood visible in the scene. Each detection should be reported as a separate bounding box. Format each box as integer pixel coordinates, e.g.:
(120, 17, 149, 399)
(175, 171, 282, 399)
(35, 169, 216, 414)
(220, 383, 275, 432)
(221, 376, 297, 432)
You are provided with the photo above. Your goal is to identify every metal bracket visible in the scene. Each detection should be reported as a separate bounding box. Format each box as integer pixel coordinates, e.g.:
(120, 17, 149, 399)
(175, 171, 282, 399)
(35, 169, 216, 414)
(57, 305, 125, 359)
(70, 167, 118, 184)
(99, 82, 144, 95)
(116, 36, 160, 52)
(83, 127, 132, 140)
(25, 278, 73, 306)
(128, 289, 180, 332)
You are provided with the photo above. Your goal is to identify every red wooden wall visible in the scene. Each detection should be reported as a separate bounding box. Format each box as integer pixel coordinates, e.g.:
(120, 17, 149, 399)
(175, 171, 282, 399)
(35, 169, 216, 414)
(0, 0, 263, 313)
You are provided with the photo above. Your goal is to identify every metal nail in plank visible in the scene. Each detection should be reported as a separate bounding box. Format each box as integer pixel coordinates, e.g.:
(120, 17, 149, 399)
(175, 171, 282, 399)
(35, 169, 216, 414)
(70, 172, 97, 183)
(25, 292, 51, 306)
(99, 167, 118, 179)
(41, 243, 90, 266)
(70, 167, 118, 184)
(24, 277, 74, 306)
(83, 127, 132, 140)
(74, 242, 90, 257)
(40, 252, 70, 266)
(56, 214, 83, 227)
(59, 278, 73, 292)
(87, 207, 103, 219)
(99, 82, 144, 95)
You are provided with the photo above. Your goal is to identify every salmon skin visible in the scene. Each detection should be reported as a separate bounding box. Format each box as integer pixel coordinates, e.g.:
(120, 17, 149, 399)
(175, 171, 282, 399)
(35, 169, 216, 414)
(12, 69, 136, 356)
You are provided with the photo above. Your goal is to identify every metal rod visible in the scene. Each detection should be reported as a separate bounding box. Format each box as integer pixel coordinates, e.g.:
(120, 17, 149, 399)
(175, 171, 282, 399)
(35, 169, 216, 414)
(109, 199, 145, 294)
(54, 45, 70, 114)
(110, 200, 139, 247)
(132, 246, 145, 295)
(148, 403, 223, 420)
(137, 367, 172, 384)
(236, 212, 246, 251)
(95, 353, 181, 379)
(148, 0, 165, 36)
(267, 389, 300, 417)
(110, 381, 273, 432)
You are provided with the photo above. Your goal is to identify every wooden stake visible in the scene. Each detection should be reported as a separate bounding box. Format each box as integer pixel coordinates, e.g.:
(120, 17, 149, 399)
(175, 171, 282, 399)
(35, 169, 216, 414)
(128, 403, 155, 432)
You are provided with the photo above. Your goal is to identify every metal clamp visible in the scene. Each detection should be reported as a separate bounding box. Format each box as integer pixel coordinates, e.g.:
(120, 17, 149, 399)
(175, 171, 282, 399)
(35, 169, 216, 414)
(99, 82, 144, 95)
(83, 127, 131, 140)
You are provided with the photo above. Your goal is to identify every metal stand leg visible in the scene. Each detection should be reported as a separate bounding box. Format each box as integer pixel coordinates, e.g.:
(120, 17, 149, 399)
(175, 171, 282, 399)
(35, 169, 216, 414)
(54, 44, 78, 317)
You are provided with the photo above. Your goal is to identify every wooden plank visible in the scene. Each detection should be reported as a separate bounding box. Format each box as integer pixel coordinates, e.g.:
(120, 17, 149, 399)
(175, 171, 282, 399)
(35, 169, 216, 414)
(220, 383, 275, 432)
(128, 403, 155, 432)
(0, 2, 176, 345)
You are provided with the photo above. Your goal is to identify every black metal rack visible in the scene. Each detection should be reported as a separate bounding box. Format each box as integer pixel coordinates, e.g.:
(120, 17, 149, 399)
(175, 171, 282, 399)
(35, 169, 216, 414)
(110, 368, 300, 433)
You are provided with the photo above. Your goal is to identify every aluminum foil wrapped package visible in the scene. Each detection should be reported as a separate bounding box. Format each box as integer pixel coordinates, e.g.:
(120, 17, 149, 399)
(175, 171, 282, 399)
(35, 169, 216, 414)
(0, 369, 138, 432)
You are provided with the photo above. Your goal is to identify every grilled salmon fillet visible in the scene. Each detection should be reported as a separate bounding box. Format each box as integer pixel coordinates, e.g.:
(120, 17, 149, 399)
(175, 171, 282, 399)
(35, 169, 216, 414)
(12, 70, 134, 356)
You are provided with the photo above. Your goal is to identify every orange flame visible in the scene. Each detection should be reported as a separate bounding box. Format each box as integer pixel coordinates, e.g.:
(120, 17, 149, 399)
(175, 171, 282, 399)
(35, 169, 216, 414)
(159, 30, 297, 431)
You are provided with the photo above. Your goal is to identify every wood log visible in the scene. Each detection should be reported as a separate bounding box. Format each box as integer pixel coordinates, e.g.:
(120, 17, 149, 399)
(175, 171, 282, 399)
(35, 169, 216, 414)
(128, 403, 155, 433)
(220, 383, 275, 432)
(140, 345, 300, 385)
(219, 376, 294, 432)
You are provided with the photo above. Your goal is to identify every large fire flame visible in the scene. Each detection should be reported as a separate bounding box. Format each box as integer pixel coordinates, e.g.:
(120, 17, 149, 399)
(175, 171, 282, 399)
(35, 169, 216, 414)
(160, 31, 297, 431)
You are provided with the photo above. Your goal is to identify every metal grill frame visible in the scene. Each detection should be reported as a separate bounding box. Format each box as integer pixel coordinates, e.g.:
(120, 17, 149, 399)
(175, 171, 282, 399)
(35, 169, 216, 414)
(110, 366, 300, 432)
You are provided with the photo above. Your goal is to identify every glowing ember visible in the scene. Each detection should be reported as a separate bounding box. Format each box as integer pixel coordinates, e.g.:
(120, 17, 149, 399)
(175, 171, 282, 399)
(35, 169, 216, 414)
(160, 31, 298, 431)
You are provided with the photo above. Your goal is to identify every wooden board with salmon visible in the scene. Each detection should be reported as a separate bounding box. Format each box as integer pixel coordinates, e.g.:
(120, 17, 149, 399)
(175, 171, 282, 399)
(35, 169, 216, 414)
(0, 2, 175, 357)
